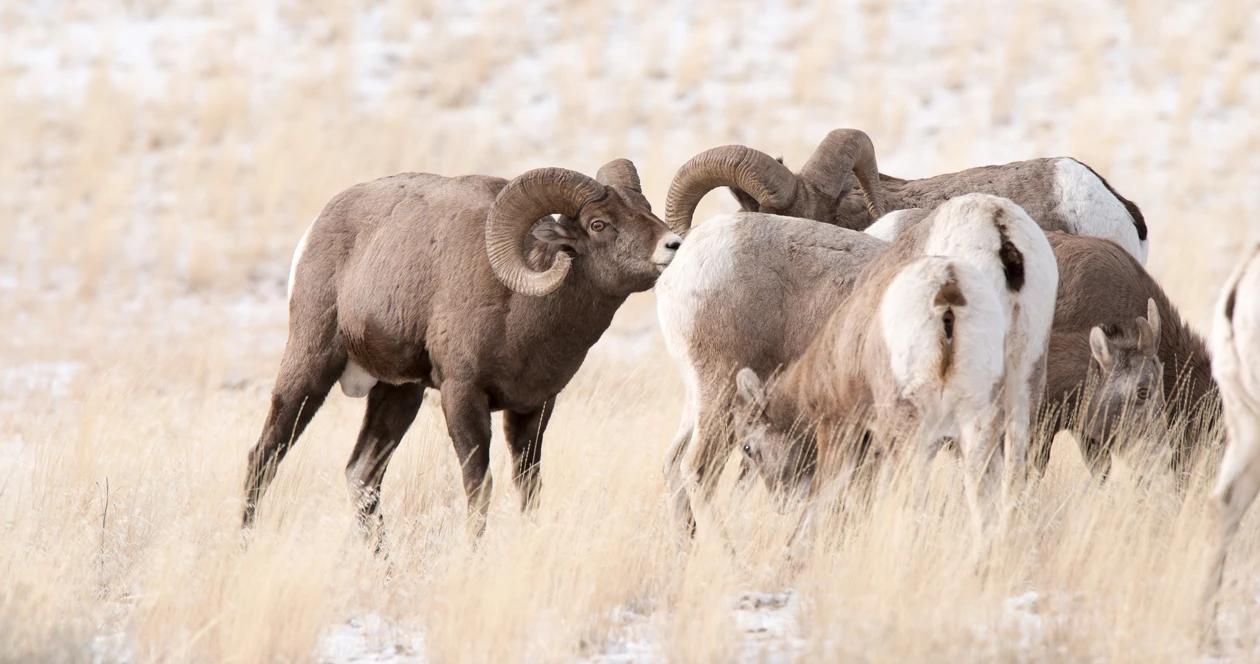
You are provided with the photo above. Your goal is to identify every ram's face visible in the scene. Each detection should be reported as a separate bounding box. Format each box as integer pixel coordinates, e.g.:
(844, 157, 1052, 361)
(533, 187, 680, 296)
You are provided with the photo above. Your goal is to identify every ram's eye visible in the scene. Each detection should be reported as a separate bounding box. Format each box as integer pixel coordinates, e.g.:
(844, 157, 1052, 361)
(589, 219, 607, 232)
(742, 444, 753, 457)
(1136, 387, 1150, 401)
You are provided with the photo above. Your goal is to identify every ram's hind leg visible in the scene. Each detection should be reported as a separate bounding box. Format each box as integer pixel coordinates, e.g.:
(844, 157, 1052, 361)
(345, 382, 425, 546)
(663, 401, 697, 539)
(681, 389, 739, 546)
(242, 327, 345, 528)
(504, 397, 556, 511)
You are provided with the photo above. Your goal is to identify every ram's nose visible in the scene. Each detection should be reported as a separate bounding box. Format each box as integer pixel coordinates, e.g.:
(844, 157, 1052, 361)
(653, 232, 683, 269)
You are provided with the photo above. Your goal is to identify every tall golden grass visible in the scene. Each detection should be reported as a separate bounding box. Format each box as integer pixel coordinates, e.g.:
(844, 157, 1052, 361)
(2, 1, 1260, 661)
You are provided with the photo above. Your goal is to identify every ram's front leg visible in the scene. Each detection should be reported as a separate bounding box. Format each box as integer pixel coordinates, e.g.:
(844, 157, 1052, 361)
(441, 382, 494, 538)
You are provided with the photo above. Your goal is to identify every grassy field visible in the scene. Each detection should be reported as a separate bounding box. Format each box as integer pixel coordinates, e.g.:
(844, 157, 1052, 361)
(3, 1, 1260, 661)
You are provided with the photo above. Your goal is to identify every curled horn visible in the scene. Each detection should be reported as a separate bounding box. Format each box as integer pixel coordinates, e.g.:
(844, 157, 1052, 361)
(665, 145, 798, 235)
(596, 158, 641, 192)
(485, 168, 606, 296)
(798, 128, 883, 219)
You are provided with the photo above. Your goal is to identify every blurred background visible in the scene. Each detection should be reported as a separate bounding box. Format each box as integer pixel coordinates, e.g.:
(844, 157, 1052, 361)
(3, 1, 1259, 391)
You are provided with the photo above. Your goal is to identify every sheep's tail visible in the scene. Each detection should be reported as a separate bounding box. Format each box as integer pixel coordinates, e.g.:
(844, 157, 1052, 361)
(879, 258, 1007, 400)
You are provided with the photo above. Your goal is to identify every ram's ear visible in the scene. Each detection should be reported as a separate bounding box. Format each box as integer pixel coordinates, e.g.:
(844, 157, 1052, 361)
(735, 367, 768, 412)
(1089, 326, 1115, 370)
(532, 215, 582, 245)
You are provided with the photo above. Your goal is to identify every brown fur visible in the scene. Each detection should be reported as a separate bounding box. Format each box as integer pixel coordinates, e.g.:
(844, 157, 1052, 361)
(1038, 233, 1217, 475)
(695, 132, 1144, 242)
(242, 165, 675, 537)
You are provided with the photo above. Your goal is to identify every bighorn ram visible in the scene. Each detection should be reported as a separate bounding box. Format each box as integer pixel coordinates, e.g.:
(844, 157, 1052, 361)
(731, 197, 1059, 537)
(666, 128, 1148, 263)
(659, 194, 1057, 534)
(1036, 233, 1216, 479)
(1204, 244, 1260, 629)
(242, 160, 682, 537)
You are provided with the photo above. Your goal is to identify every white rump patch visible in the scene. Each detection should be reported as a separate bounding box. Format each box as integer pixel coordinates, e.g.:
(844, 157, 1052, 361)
(1052, 159, 1146, 263)
(339, 361, 377, 398)
(287, 220, 316, 304)
(864, 208, 919, 242)
(879, 258, 1005, 402)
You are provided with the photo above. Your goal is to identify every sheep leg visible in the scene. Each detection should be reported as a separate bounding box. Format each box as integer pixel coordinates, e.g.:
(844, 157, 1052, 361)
(681, 399, 739, 547)
(344, 382, 425, 546)
(441, 384, 494, 537)
(1205, 400, 1260, 640)
(241, 335, 344, 528)
(1001, 380, 1032, 501)
(503, 397, 556, 511)
(663, 410, 696, 539)
(958, 409, 1005, 543)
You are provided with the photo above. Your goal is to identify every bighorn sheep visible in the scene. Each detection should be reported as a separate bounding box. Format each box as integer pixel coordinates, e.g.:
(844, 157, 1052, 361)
(242, 160, 682, 537)
(731, 213, 1040, 537)
(659, 194, 1057, 534)
(1042, 299, 1167, 477)
(666, 128, 1148, 263)
(656, 213, 887, 533)
(1204, 245, 1260, 629)
(1036, 233, 1217, 479)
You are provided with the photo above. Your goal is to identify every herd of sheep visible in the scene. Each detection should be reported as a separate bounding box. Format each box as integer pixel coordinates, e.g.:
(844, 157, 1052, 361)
(237, 128, 1259, 636)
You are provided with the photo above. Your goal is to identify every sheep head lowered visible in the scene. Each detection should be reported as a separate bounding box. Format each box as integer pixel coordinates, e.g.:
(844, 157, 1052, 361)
(665, 128, 882, 235)
(487, 160, 678, 296)
(1081, 298, 1167, 446)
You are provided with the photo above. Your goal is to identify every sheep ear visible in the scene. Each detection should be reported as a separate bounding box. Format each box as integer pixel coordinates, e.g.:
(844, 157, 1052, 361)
(1135, 317, 1158, 357)
(1089, 326, 1114, 370)
(1144, 298, 1161, 353)
(532, 215, 581, 244)
(728, 187, 761, 212)
(735, 367, 768, 412)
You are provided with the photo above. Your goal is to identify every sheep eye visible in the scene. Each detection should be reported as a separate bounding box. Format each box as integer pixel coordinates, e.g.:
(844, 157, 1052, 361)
(742, 444, 753, 457)
(1136, 387, 1150, 401)
(589, 219, 607, 232)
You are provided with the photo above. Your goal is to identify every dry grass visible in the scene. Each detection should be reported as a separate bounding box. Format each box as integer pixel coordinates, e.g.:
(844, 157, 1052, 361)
(3, 1, 1260, 661)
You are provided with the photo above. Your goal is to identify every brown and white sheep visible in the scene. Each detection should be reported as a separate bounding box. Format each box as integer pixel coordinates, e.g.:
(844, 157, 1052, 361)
(242, 161, 682, 538)
(659, 194, 1057, 535)
(666, 128, 1149, 263)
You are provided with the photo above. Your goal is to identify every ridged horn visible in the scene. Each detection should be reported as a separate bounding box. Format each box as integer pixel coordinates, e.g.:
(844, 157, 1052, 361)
(486, 168, 605, 296)
(596, 158, 641, 191)
(665, 145, 798, 235)
(798, 128, 883, 219)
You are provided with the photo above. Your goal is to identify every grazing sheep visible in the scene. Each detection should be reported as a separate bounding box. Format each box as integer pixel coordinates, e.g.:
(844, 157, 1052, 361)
(659, 194, 1057, 534)
(241, 160, 682, 537)
(1204, 245, 1260, 629)
(733, 250, 1011, 538)
(666, 128, 1148, 263)
(1042, 300, 1167, 477)
(1034, 233, 1217, 478)
(656, 213, 887, 533)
